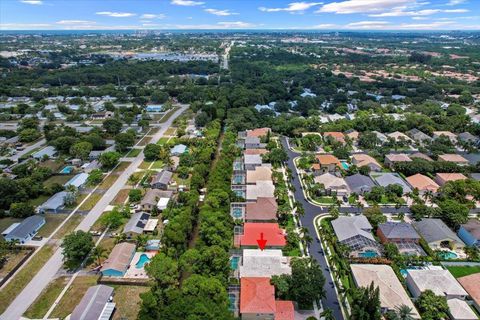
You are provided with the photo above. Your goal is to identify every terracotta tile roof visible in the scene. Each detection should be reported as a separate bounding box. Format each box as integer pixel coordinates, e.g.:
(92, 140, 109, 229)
(244, 149, 269, 155)
(275, 301, 295, 320)
(247, 128, 271, 138)
(315, 154, 341, 166)
(438, 154, 469, 163)
(247, 166, 273, 184)
(385, 153, 411, 162)
(433, 131, 456, 138)
(457, 273, 480, 306)
(406, 174, 439, 192)
(352, 154, 381, 168)
(324, 132, 345, 140)
(346, 130, 359, 140)
(240, 223, 286, 247)
(435, 173, 467, 183)
(240, 277, 276, 314)
(410, 152, 433, 162)
(245, 197, 278, 221)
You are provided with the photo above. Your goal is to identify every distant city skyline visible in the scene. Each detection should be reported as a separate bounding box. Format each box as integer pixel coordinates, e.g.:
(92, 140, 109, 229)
(1, 0, 479, 30)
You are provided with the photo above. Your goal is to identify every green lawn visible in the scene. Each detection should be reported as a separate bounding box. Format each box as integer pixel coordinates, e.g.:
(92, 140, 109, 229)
(36, 214, 68, 238)
(43, 174, 75, 188)
(24, 277, 69, 319)
(158, 107, 180, 123)
(79, 193, 102, 211)
(151, 160, 164, 170)
(126, 148, 142, 157)
(156, 137, 170, 145)
(29, 195, 50, 207)
(112, 285, 150, 320)
(314, 196, 335, 204)
(446, 266, 480, 278)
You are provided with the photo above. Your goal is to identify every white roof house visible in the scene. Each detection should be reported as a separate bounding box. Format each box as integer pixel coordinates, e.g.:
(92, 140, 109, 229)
(64, 173, 89, 189)
(447, 298, 478, 320)
(314, 173, 349, 195)
(246, 181, 275, 201)
(156, 197, 170, 210)
(351, 264, 420, 318)
(239, 249, 291, 278)
(406, 269, 468, 299)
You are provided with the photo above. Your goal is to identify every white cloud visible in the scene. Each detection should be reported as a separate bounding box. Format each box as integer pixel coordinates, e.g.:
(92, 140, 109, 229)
(0, 23, 52, 29)
(446, 0, 467, 5)
(312, 23, 337, 28)
(19, 0, 43, 5)
(444, 8, 469, 12)
(141, 14, 166, 19)
(170, 21, 258, 29)
(412, 16, 429, 20)
(217, 21, 256, 28)
(170, 0, 204, 6)
(259, 2, 323, 13)
(396, 20, 456, 29)
(345, 20, 391, 28)
(370, 9, 440, 17)
(204, 9, 238, 16)
(56, 20, 95, 25)
(95, 11, 136, 18)
(317, 0, 415, 14)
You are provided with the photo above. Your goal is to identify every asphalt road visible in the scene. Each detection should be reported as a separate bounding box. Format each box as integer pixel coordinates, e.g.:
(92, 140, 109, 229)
(1, 106, 187, 320)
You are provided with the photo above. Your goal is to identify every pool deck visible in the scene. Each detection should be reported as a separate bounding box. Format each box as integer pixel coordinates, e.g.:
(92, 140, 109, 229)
(124, 251, 156, 279)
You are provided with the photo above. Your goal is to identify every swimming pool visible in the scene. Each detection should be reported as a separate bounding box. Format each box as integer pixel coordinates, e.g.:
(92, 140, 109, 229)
(341, 161, 349, 170)
(400, 269, 408, 278)
(135, 253, 151, 269)
(359, 250, 378, 258)
(228, 293, 236, 311)
(60, 166, 74, 174)
(232, 208, 243, 219)
(233, 175, 243, 184)
(230, 256, 240, 270)
(438, 251, 458, 260)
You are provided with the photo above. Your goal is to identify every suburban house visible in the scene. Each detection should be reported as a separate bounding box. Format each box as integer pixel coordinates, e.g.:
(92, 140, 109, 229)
(345, 129, 359, 142)
(434, 173, 467, 186)
(407, 128, 432, 144)
(3, 215, 45, 244)
(323, 131, 345, 144)
(32, 146, 57, 160)
(406, 174, 439, 194)
(246, 166, 272, 185)
(457, 219, 480, 248)
(145, 105, 163, 112)
(372, 131, 388, 144)
(372, 172, 411, 194)
(244, 154, 263, 171)
(123, 212, 150, 238)
(168, 156, 180, 171)
(331, 216, 380, 254)
(433, 131, 457, 143)
(70, 285, 115, 320)
(64, 173, 89, 189)
(39, 191, 69, 213)
(101, 242, 136, 277)
(413, 219, 465, 250)
(438, 154, 470, 166)
(384, 153, 411, 168)
(314, 173, 349, 196)
(387, 131, 413, 143)
(140, 189, 173, 212)
(406, 269, 468, 299)
(245, 197, 278, 222)
(345, 174, 376, 194)
(458, 132, 479, 145)
(239, 249, 291, 278)
(170, 144, 187, 156)
(246, 181, 275, 202)
(312, 154, 341, 175)
(91, 111, 114, 120)
(351, 264, 420, 318)
(244, 136, 262, 149)
(447, 298, 478, 320)
(351, 154, 382, 172)
(409, 152, 433, 162)
(377, 222, 420, 244)
(244, 148, 269, 156)
(240, 277, 294, 320)
(150, 170, 173, 190)
(89, 150, 103, 160)
(457, 273, 480, 313)
(245, 127, 270, 138)
(237, 223, 286, 248)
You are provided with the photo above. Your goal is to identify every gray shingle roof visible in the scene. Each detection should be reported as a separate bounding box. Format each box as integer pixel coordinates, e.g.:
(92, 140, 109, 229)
(372, 173, 411, 193)
(6, 215, 45, 239)
(378, 222, 420, 240)
(413, 219, 464, 244)
(124, 212, 150, 234)
(345, 174, 375, 193)
(40, 191, 68, 210)
(71, 285, 114, 320)
(152, 170, 173, 186)
(331, 215, 374, 242)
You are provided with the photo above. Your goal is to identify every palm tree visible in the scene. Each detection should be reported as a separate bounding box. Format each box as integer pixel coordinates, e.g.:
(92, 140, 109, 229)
(320, 308, 335, 320)
(135, 234, 148, 248)
(91, 246, 107, 266)
(394, 304, 416, 320)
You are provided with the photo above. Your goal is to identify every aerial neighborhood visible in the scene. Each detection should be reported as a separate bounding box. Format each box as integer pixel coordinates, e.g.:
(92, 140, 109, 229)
(1, 12, 480, 320)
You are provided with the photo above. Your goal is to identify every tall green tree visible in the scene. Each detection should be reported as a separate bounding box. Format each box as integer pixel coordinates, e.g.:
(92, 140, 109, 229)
(350, 282, 381, 320)
(415, 290, 449, 320)
(61, 230, 94, 271)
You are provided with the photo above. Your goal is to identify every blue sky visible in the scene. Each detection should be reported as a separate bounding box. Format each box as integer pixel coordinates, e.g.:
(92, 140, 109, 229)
(1, 0, 479, 30)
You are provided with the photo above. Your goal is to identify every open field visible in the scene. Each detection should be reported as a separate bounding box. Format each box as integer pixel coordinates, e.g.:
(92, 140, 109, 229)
(113, 161, 131, 174)
(99, 174, 119, 189)
(79, 193, 102, 211)
(36, 214, 68, 238)
(43, 174, 74, 188)
(23, 276, 69, 319)
(52, 214, 84, 239)
(446, 265, 480, 278)
(112, 285, 150, 320)
(111, 189, 130, 205)
(0, 245, 55, 314)
(126, 148, 142, 157)
(158, 107, 180, 123)
(0, 250, 30, 280)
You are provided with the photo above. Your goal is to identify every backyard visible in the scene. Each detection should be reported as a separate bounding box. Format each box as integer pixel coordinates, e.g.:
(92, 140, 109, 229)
(446, 265, 480, 278)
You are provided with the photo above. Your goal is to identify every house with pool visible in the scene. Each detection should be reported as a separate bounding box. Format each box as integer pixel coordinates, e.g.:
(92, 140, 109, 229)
(413, 218, 465, 251)
(101, 242, 136, 277)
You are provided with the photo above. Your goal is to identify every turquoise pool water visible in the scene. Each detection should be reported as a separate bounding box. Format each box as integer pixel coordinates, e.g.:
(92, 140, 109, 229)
(230, 256, 240, 270)
(232, 208, 243, 218)
(60, 166, 74, 174)
(135, 254, 151, 269)
(400, 269, 408, 277)
(341, 161, 349, 170)
(234, 163, 243, 170)
(233, 175, 243, 184)
(359, 250, 378, 258)
(228, 293, 236, 311)
(439, 251, 458, 260)
(234, 190, 245, 198)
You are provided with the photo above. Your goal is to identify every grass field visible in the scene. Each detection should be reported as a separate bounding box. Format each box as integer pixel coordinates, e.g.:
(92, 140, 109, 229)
(28, 194, 50, 207)
(113, 161, 131, 174)
(50, 275, 99, 319)
(99, 174, 118, 189)
(36, 214, 68, 237)
(52, 214, 84, 239)
(156, 137, 170, 145)
(158, 107, 180, 124)
(112, 285, 149, 320)
(79, 193, 102, 211)
(39, 160, 65, 172)
(164, 127, 177, 136)
(0, 245, 55, 315)
(43, 174, 74, 188)
(137, 136, 152, 146)
(446, 265, 480, 278)
(151, 160, 164, 170)
(24, 276, 69, 319)
(0, 250, 30, 279)
(111, 189, 130, 205)
(126, 148, 142, 157)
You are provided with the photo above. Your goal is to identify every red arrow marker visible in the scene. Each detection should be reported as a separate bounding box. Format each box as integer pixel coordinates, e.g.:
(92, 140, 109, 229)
(257, 232, 267, 250)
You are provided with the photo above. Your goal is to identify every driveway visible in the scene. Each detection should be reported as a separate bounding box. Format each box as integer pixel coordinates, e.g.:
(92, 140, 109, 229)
(1, 106, 187, 320)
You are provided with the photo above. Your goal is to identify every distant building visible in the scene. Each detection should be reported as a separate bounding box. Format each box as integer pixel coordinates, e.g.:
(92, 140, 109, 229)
(413, 218, 465, 250)
(64, 173, 89, 189)
(457, 273, 480, 313)
(244, 154, 263, 171)
(384, 153, 411, 168)
(146, 105, 164, 112)
(331, 216, 379, 253)
(140, 189, 173, 212)
(372, 172, 412, 194)
(406, 174, 439, 194)
(409, 152, 433, 162)
(238, 223, 286, 248)
(314, 173, 349, 196)
(312, 154, 341, 175)
(101, 242, 136, 277)
(433, 131, 457, 143)
(245, 197, 278, 222)
(4, 215, 45, 244)
(438, 154, 469, 166)
(351, 154, 382, 172)
(246, 181, 275, 201)
(447, 298, 478, 320)
(70, 285, 115, 320)
(434, 173, 467, 186)
(345, 173, 376, 194)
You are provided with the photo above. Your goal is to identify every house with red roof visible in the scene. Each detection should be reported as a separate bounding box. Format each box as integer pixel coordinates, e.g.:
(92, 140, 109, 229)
(240, 277, 294, 320)
(247, 128, 271, 138)
(237, 223, 286, 248)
